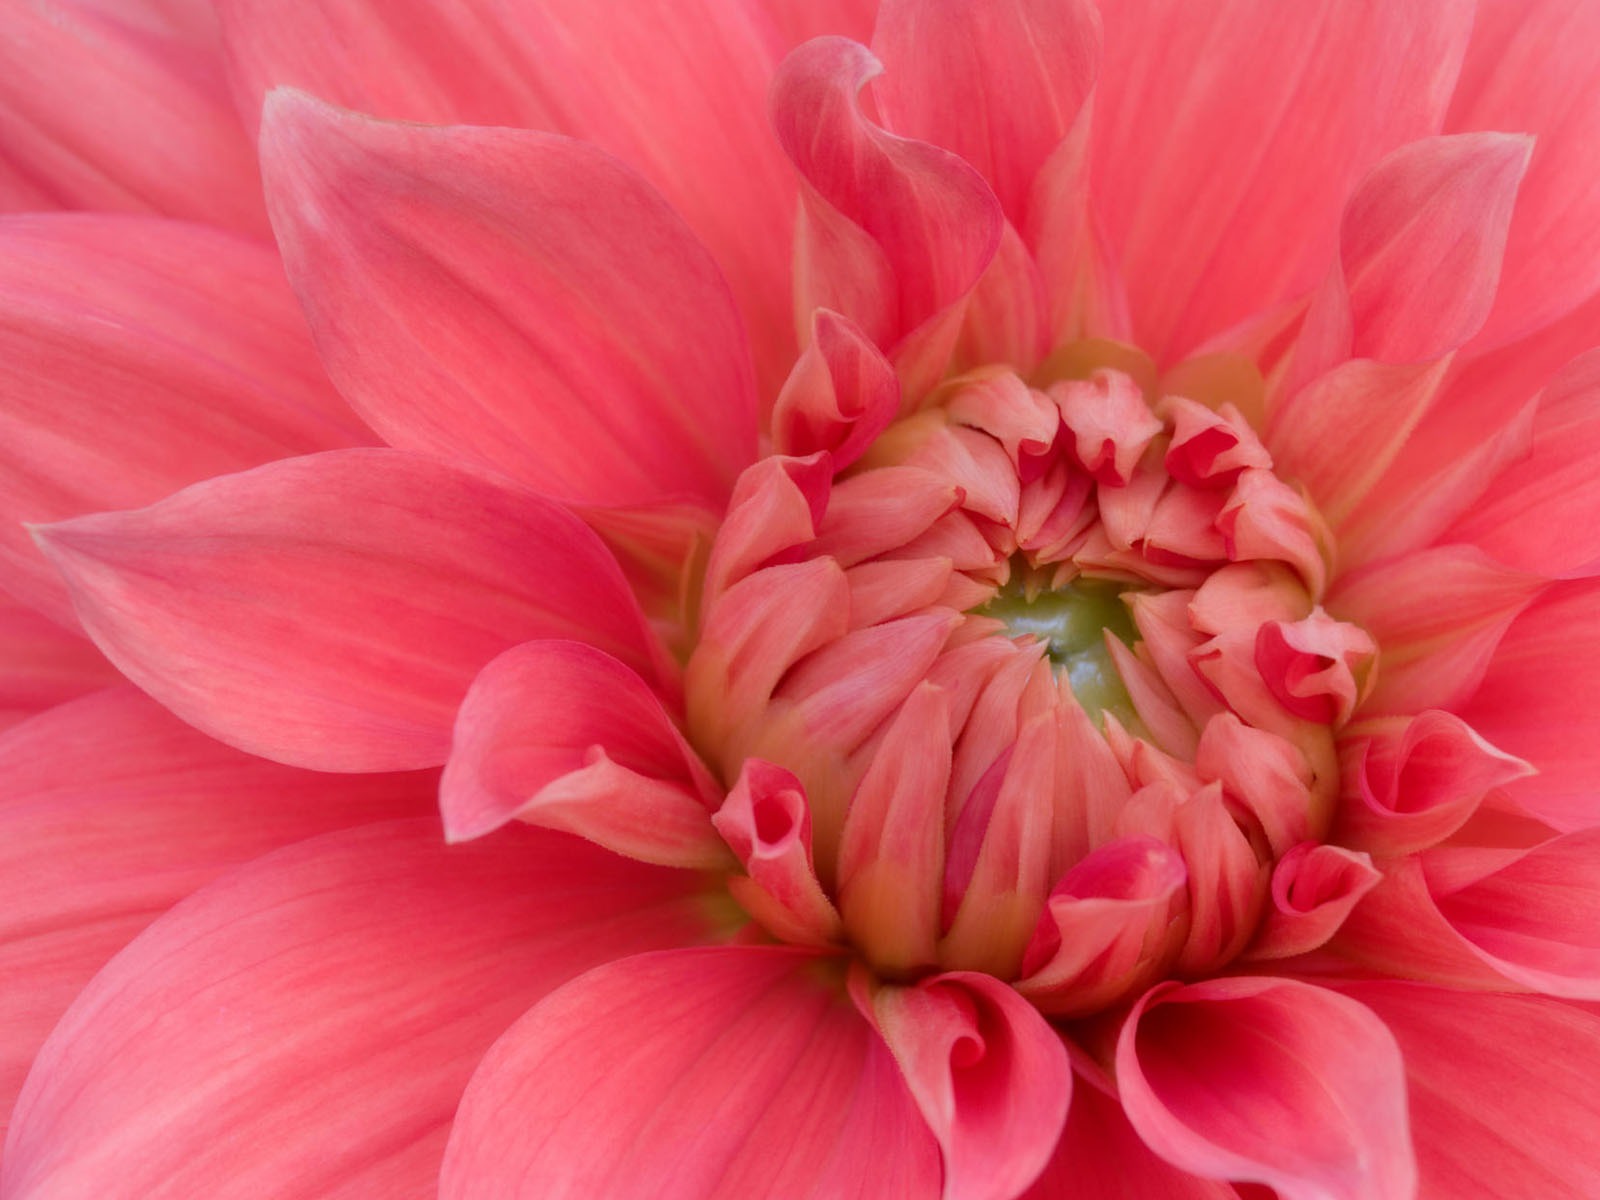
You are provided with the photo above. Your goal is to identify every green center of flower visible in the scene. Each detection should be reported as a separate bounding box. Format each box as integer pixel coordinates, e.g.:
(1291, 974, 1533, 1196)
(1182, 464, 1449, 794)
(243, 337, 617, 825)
(979, 569, 1138, 721)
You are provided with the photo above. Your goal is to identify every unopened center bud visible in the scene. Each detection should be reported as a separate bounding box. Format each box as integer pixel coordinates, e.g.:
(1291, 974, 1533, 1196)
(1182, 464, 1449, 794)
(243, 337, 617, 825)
(980, 567, 1138, 721)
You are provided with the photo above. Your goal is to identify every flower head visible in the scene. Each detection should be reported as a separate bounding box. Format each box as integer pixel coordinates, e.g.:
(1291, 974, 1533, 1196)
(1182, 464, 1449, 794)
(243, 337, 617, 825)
(4, 1, 1600, 1198)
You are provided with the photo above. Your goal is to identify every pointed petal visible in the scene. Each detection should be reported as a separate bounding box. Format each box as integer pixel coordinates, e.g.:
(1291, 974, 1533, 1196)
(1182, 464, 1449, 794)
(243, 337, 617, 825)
(1118, 977, 1415, 1200)
(871, 971, 1072, 1200)
(221, 0, 802, 392)
(1091, 0, 1475, 360)
(0, 0, 267, 233)
(0, 687, 432, 1134)
(1342, 983, 1600, 1199)
(772, 308, 901, 470)
(0, 213, 366, 628)
(870, 0, 1101, 227)
(770, 36, 1003, 396)
(35, 450, 659, 773)
(1449, 0, 1600, 348)
(1459, 579, 1600, 830)
(441, 947, 941, 1199)
(261, 91, 757, 508)
(441, 640, 726, 868)
(3, 819, 714, 1198)
(0, 599, 117, 731)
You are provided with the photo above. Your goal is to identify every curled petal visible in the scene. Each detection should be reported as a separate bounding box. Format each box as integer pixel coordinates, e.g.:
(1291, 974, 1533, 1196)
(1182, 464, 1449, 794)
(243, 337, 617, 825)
(1049, 369, 1162, 486)
(442, 640, 726, 868)
(1245, 843, 1382, 961)
(772, 308, 901, 470)
(1118, 977, 1415, 1200)
(1255, 609, 1377, 726)
(702, 453, 832, 603)
(871, 971, 1072, 1200)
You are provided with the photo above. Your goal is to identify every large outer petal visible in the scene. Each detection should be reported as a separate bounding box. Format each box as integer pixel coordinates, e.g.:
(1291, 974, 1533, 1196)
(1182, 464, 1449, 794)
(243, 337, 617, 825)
(1340, 983, 1600, 1199)
(219, 0, 807, 392)
(1091, 0, 1473, 362)
(260, 92, 756, 509)
(0, 0, 267, 233)
(1117, 977, 1415, 1200)
(440, 946, 941, 1199)
(0, 213, 366, 628)
(0, 687, 433, 1135)
(1448, 0, 1600, 349)
(34, 450, 660, 772)
(2, 819, 714, 1199)
(0, 598, 116, 730)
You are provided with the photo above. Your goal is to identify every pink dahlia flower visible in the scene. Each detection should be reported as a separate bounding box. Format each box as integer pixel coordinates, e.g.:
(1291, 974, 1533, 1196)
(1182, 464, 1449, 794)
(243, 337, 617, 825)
(4, 0, 1600, 1196)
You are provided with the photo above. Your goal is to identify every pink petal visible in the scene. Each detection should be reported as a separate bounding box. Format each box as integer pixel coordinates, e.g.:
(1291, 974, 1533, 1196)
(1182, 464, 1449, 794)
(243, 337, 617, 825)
(0, 0, 267, 233)
(442, 640, 724, 868)
(1448, 0, 1600, 349)
(870, 971, 1073, 1200)
(770, 36, 1004, 396)
(260, 90, 757, 509)
(0, 687, 432, 1136)
(870, 0, 1100, 227)
(1244, 843, 1381, 961)
(1118, 977, 1415, 1200)
(1459, 580, 1600, 830)
(440, 946, 941, 1199)
(1091, 0, 1474, 361)
(0, 213, 366, 628)
(220, 0, 803, 392)
(1328, 546, 1542, 715)
(0, 598, 117, 731)
(771, 308, 901, 470)
(3, 819, 714, 1197)
(35, 450, 659, 773)
(1449, 350, 1600, 577)
(1342, 983, 1600, 1198)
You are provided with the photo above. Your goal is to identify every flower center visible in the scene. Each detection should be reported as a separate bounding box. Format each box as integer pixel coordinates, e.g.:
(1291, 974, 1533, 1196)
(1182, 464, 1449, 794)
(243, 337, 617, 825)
(978, 569, 1137, 722)
(689, 358, 1373, 1007)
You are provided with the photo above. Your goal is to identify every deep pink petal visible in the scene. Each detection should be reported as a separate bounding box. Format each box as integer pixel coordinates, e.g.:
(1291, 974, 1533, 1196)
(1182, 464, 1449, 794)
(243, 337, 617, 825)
(441, 640, 727, 869)
(870, 0, 1100, 227)
(1341, 983, 1600, 1199)
(221, 0, 803, 392)
(0, 687, 432, 1136)
(1448, 351, 1600, 577)
(441, 947, 940, 1199)
(1457, 579, 1600, 830)
(770, 36, 1004, 396)
(870, 971, 1073, 1200)
(3, 818, 714, 1197)
(1448, 0, 1600, 349)
(0, 213, 366, 628)
(1023, 1077, 1239, 1199)
(1091, 0, 1473, 361)
(0, 0, 267, 233)
(0, 599, 117, 731)
(35, 450, 659, 772)
(260, 91, 757, 508)
(1118, 977, 1415, 1200)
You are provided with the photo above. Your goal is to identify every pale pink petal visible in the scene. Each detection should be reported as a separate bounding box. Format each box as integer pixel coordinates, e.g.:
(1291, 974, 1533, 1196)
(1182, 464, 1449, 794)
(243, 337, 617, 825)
(1328, 547, 1542, 715)
(1091, 0, 1474, 361)
(871, 971, 1073, 1200)
(1023, 1078, 1240, 1200)
(260, 90, 757, 509)
(2, 819, 714, 1198)
(0, 687, 432, 1135)
(0, 0, 267, 233)
(441, 947, 941, 1199)
(702, 453, 831, 603)
(1449, 351, 1600, 577)
(0, 599, 117, 731)
(221, 0, 803, 391)
(35, 450, 659, 773)
(441, 640, 727, 869)
(1118, 977, 1415, 1200)
(1342, 983, 1600, 1198)
(0, 213, 366, 628)
(870, 0, 1100, 227)
(1459, 580, 1600, 830)
(1448, 0, 1600, 349)
(770, 36, 1004, 396)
